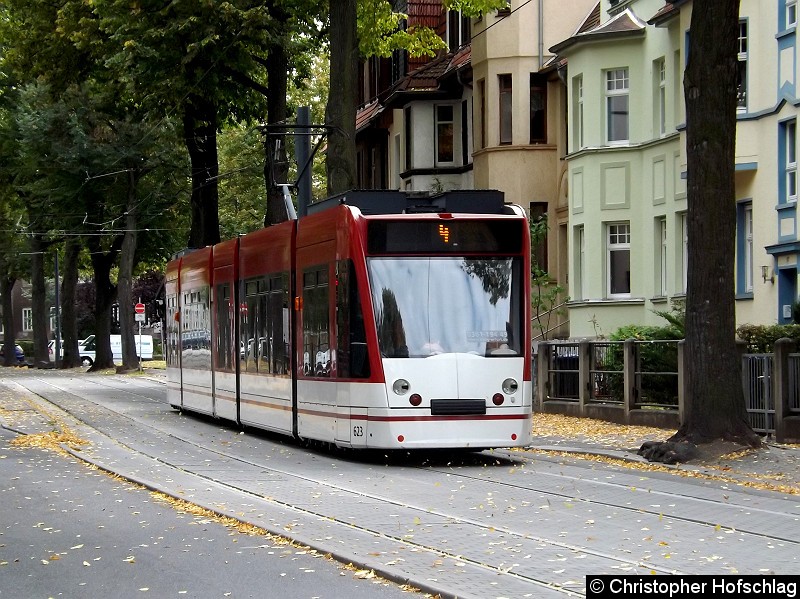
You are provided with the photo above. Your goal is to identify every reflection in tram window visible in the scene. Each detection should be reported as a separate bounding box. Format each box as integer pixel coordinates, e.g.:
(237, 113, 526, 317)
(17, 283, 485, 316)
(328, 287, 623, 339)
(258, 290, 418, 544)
(336, 260, 370, 378)
(241, 274, 289, 376)
(303, 266, 330, 377)
(215, 283, 233, 371)
(367, 257, 522, 358)
(376, 288, 409, 358)
(181, 286, 211, 369)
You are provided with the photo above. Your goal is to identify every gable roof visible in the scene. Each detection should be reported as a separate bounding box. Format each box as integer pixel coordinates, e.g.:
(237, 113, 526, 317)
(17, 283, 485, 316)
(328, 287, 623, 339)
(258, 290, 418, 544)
(381, 45, 472, 106)
(648, 0, 690, 26)
(549, 7, 647, 55)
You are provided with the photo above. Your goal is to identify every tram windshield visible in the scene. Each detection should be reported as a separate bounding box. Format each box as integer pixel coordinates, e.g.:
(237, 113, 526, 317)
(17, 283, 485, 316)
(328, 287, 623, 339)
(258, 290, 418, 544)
(367, 257, 523, 358)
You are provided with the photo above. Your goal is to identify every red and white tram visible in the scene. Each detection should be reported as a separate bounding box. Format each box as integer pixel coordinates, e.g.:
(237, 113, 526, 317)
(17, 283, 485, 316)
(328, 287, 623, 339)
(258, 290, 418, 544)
(166, 190, 533, 449)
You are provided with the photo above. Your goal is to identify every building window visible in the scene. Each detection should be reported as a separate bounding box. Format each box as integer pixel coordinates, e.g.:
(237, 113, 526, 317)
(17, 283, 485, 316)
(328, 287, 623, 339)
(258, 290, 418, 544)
(529, 74, 547, 144)
(22, 308, 33, 332)
(404, 106, 412, 170)
(529, 202, 548, 274)
(575, 225, 585, 301)
(607, 222, 631, 297)
(574, 75, 584, 150)
(744, 203, 754, 293)
(461, 99, 470, 165)
(680, 212, 688, 294)
(393, 134, 401, 188)
(435, 104, 455, 165)
(655, 58, 666, 137)
(499, 74, 512, 145)
(789, 0, 798, 28)
(478, 79, 486, 150)
(605, 68, 629, 143)
(447, 10, 471, 50)
(737, 20, 748, 112)
(658, 217, 668, 296)
(786, 120, 797, 203)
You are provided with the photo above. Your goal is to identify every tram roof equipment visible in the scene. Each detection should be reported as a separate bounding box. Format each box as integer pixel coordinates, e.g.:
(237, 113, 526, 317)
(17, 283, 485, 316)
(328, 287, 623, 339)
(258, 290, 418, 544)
(306, 189, 507, 216)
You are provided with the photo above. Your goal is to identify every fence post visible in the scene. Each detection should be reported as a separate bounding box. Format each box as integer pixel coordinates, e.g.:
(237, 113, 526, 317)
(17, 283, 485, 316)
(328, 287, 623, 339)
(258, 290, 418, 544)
(536, 341, 550, 411)
(623, 338, 636, 423)
(773, 338, 794, 443)
(579, 339, 590, 417)
(677, 340, 686, 425)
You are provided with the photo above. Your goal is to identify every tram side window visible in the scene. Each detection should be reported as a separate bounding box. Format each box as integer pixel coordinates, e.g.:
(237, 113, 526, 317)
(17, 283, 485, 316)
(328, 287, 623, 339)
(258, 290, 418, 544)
(215, 283, 232, 372)
(244, 280, 260, 373)
(182, 287, 211, 370)
(259, 273, 289, 375)
(336, 260, 370, 378)
(303, 266, 330, 377)
(166, 293, 179, 368)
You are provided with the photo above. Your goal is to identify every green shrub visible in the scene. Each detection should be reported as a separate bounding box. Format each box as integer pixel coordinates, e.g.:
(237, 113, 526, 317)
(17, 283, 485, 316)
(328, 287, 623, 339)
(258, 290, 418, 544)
(603, 324, 680, 407)
(736, 324, 800, 353)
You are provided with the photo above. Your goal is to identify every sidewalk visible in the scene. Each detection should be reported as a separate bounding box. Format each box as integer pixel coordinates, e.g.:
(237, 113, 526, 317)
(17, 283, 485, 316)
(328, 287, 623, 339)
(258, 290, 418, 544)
(3, 370, 800, 598)
(530, 412, 800, 493)
(3, 371, 799, 494)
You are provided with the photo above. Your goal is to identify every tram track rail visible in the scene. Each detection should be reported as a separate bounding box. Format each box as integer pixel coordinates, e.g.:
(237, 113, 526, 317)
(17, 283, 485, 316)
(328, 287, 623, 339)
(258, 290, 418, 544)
(5, 371, 800, 597)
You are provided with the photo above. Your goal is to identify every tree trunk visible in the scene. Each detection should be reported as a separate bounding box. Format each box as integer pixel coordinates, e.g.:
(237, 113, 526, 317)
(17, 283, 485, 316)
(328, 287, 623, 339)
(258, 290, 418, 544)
(673, 0, 759, 447)
(59, 239, 82, 368)
(325, 0, 358, 196)
(184, 95, 221, 249)
(1, 275, 17, 367)
(118, 168, 140, 372)
(28, 233, 50, 368)
(264, 11, 293, 226)
(87, 239, 119, 372)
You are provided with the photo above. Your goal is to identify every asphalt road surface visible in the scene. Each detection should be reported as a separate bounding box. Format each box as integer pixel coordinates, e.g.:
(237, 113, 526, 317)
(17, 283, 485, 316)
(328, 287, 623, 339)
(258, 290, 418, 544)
(2, 368, 799, 598)
(0, 428, 423, 599)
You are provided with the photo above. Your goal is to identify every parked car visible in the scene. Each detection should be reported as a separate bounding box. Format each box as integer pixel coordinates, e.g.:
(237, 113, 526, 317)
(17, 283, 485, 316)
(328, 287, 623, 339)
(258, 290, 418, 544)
(0, 343, 25, 364)
(79, 334, 154, 366)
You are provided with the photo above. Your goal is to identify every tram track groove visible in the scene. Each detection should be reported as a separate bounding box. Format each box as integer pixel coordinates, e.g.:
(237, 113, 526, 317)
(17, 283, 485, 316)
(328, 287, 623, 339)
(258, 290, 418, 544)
(9, 373, 800, 591)
(11, 376, 599, 597)
(23, 375, 800, 547)
(21, 376, 684, 579)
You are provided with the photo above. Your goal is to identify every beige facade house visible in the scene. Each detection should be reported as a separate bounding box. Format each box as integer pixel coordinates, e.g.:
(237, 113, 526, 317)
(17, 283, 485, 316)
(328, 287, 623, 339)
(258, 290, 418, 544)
(470, 0, 597, 339)
(550, 0, 800, 338)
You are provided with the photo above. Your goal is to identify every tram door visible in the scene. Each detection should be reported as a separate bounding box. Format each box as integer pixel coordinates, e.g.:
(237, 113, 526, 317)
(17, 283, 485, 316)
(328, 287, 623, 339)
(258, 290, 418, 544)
(213, 279, 237, 421)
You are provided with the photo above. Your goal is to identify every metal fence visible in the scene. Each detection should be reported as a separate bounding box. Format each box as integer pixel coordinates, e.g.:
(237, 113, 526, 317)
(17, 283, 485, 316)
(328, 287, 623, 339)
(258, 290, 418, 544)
(589, 342, 623, 404)
(537, 339, 800, 440)
(789, 354, 800, 413)
(546, 342, 579, 402)
(742, 354, 774, 434)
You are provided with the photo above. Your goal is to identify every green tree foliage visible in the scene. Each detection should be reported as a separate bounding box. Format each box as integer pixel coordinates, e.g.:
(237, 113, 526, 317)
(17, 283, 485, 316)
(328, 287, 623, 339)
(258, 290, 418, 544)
(327, 0, 506, 193)
(529, 215, 567, 341)
(90, 0, 324, 246)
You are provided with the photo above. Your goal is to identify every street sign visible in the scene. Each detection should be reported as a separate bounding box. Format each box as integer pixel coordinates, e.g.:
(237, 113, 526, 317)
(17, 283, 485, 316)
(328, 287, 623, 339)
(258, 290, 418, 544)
(134, 303, 145, 314)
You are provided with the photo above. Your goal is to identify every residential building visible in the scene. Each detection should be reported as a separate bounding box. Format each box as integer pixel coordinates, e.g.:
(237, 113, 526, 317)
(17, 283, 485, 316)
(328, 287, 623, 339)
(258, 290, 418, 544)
(0, 280, 56, 342)
(550, 0, 799, 337)
(355, 0, 596, 339)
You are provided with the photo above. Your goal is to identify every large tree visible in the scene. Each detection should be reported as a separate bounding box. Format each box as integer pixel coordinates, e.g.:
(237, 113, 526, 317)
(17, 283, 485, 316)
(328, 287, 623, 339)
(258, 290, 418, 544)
(325, 0, 506, 194)
(641, 0, 761, 462)
(677, 0, 760, 447)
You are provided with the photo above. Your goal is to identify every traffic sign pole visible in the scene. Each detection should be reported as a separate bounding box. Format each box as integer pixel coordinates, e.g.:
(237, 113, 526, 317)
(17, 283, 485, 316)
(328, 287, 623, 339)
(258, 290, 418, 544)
(135, 301, 145, 372)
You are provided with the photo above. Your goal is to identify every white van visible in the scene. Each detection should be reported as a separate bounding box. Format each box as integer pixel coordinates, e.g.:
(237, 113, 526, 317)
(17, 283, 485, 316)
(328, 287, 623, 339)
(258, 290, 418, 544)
(79, 334, 154, 366)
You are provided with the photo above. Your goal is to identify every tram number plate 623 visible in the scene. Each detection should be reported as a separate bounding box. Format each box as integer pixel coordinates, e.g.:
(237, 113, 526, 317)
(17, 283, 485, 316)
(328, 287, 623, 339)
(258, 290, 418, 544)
(353, 425, 364, 437)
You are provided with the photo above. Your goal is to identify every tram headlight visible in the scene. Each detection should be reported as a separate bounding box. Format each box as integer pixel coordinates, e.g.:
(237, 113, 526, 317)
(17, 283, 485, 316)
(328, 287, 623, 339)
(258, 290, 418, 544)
(392, 379, 410, 395)
(502, 378, 518, 395)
